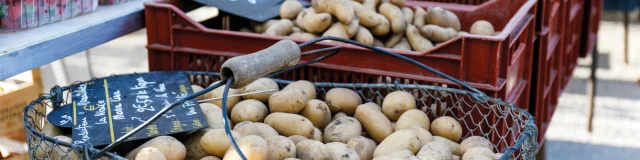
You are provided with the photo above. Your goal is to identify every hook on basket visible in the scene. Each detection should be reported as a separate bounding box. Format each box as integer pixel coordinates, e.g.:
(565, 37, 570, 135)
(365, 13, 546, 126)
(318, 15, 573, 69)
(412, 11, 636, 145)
(49, 85, 65, 108)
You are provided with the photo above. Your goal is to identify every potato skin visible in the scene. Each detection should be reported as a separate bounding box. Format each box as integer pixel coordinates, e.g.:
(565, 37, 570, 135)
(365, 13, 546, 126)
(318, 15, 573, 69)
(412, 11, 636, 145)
(392, 38, 412, 51)
(355, 27, 375, 45)
(325, 142, 361, 160)
(382, 91, 417, 121)
(125, 136, 186, 160)
(347, 136, 378, 160)
(402, 7, 414, 25)
(379, 3, 406, 34)
(371, 14, 391, 36)
(265, 19, 294, 36)
(311, 0, 355, 23)
(460, 136, 493, 155)
(325, 88, 362, 115)
(413, 7, 427, 28)
(205, 83, 242, 113)
(49, 136, 80, 160)
(373, 130, 421, 157)
(269, 88, 307, 113)
(223, 135, 269, 160)
(395, 109, 430, 131)
(200, 129, 243, 158)
(408, 125, 434, 146)
(416, 141, 452, 160)
(322, 22, 351, 39)
(431, 116, 463, 142)
(280, 0, 303, 19)
(324, 117, 363, 143)
(231, 99, 268, 124)
(283, 80, 317, 100)
(470, 20, 495, 36)
(426, 7, 461, 31)
(434, 136, 461, 156)
(296, 140, 330, 160)
(240, 78, 279, 103)
(332, 112, 348, 121)
(406, 25, 434, 52)
(288, 135, 309, 144)
(288, 32, 319, 41)
(313, 128, 324, 142)
(233, 122, 280, 139)
(265, 113, 315, 138)
(350, 1, 381, 27)
(302, 9, 333, 33)
(462, 147, 494, 160)
(385, 32, 404, 48)
(266, 136, 297, 160)
(200, 103, 229, 129)
(135, 147, 167, 160)
(354, 103, 393, 143)
(300, 99, 332, 129)
(420, 24, 458, 42)
(192, 85, 206, 100)
(183, 129, 214, 160)
(201, 156, 221, 160)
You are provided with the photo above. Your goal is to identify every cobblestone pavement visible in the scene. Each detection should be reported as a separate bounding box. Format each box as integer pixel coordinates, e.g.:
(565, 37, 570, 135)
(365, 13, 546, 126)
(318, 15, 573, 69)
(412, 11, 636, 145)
(38, 13, 640, 160)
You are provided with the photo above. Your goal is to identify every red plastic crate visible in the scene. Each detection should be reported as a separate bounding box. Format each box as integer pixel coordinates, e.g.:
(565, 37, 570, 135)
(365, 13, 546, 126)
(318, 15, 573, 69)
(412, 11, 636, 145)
(145, 0, 536, 110)
(580, 0, 602, 57)
(560, 0, 584, 88)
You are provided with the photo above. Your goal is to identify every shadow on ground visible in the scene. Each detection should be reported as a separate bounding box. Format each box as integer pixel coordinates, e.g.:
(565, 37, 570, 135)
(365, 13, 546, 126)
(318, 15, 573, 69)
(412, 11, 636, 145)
(545, 140, 640, 160)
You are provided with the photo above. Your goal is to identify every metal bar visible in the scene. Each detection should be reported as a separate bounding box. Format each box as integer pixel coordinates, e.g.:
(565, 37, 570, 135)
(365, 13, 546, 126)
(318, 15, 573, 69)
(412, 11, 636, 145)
(587, 45, 598, 132)
(624, 10, 630, 64)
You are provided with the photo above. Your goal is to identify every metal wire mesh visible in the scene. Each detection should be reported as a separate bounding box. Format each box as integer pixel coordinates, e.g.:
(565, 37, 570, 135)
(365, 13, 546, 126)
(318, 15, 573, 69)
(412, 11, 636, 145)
(23, 72, 536, 160)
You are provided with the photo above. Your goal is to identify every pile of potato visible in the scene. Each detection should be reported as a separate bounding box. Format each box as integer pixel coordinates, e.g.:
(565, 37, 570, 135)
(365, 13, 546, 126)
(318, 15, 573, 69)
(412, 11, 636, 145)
(130, 78, 504, 160)
(36, 78, 504, 160)
(245, 0, 496, 52)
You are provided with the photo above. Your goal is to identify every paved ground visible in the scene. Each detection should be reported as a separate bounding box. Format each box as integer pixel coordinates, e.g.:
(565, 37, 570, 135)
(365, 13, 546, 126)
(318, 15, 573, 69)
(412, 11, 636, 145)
(35, 10, 640, 160)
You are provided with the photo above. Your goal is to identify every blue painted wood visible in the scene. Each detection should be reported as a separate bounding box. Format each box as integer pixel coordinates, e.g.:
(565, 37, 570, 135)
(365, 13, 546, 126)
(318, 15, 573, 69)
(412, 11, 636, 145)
(0, 1, 145, 80)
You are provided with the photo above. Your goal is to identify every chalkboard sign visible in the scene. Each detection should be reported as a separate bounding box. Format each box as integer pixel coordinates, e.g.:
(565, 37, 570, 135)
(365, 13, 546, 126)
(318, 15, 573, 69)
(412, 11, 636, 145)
(48, 71, 209, 146)
(194, 0, 309, 22)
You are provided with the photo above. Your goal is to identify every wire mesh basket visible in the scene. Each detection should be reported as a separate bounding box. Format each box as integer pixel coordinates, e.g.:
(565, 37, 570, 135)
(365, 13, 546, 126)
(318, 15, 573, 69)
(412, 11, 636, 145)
(22, 37, 537, 160)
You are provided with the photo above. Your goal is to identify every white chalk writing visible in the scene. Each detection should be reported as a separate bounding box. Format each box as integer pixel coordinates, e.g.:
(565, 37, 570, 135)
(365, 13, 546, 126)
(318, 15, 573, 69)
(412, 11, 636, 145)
(73, 117, 90, 145)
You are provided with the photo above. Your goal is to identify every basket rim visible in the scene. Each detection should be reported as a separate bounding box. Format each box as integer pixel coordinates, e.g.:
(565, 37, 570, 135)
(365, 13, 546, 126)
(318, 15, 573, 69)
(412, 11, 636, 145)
(22, 71, 537, 160)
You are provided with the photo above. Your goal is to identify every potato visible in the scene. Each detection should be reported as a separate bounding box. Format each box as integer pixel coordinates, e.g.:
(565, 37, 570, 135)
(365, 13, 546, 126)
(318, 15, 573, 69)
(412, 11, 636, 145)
(200, 103, 230, 129)
(240, 78, 279, 103)
(293, 27, 302, 33)
(354, 103, 393, 143)
(385, 32, 404, 48)
(458, 31, 470, 36)
(332, 112, 348, 121)
(431, 116, 462, 142)
(325, 88, 362, 115)
(280, 0, 303, 19)
(201, 156, 221, 160)
(322, 22, 351, 39)
(373, 130, 421, 157)
(284, 80, 317, 100)
(49, 136, 80, 160)
(135, 147, 167, 160)
(269, 88, 307, 113)
(233, 122, 279, 139)
(284, 158, 301, 160)
(313, 128, 324, 142)
(289, 32, 319, 41)
(205, 82, 242, 113)
(391, 122, 397, 130)
(420, 24, 458, 42)
(324, 117, 362, 143)
(347, 136, 378, 160)
(453, 155, 461, 160)
(463, 155, 492, 160)
(265, 19, 295, 36)
(389, 0, 405, 6)
(266, 136, 297, 160)
(301, 99, 332, 129)
(408, 125, 434, 146)
(325, 142, 361, 160)
(347, 18, 360, 38)
(253, 20, 279, 33)
(406, 24, 434, 52)
(125, 136, 186, 160)
(382, 91, 417, 121)
(265, 113, 315, 137)
(296, 140, 330, 160)
(413, 7, 427, 28)
(493, 153, 504, 159)
(402, 7, 414, 25)
(470, 20, 495, 36)
(362, 0, 377, 11)
(433, 136, 461, 156)
(311, 0, 355, 23)
(192, 85, 206, 100)
(199, 129, 243, 157)
(288, 135, 309, 144)
(300, 9, 333, 33)
(379, 3, 405, 34)
(350, 1, 381, 27)
(355, 27, 374, 45)
(373, 156, 406, 160)
(231, 100, 268, 124)
(426, 7, 461, 31)
(363, 102, 382, 112)
(416, 141, 452, 160)
(184, 129, 214, 160)
(371, 14, 391, 36)
(395, 109, 430, 131)
(462, 147, 494, 160)
(460, 136, 493, 155)
(393, 38, 412, 51)
(223, 135, 269, 160)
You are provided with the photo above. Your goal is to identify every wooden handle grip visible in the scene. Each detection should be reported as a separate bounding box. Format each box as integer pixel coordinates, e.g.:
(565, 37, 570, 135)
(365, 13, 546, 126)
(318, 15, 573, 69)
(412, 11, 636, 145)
(220, 40, 301, 88)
